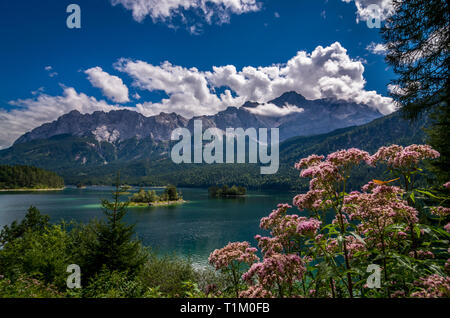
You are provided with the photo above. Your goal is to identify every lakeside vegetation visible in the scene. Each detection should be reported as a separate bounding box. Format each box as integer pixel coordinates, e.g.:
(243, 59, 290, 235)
(0, 184, 222, 298)
(0, 165, 64, 190)
(208, 185, 247, 198)
(0, 144, 449, 298)
(128, 185, 185, 207)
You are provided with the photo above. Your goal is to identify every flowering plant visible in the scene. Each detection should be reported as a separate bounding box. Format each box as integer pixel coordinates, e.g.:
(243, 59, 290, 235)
(210, 145, 450, 298)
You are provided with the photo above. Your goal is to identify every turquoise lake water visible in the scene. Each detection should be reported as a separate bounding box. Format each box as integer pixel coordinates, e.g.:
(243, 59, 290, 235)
(0, 187, 298, 266)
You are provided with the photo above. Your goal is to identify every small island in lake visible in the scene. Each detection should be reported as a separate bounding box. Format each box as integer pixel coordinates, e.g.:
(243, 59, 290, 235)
(128, 185, 185, 207)
(0, 165, 64, 191)
(208, 185, 247, 198)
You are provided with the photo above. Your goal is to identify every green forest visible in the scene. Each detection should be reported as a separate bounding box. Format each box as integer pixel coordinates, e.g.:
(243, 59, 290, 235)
(0, 165, 64, 190)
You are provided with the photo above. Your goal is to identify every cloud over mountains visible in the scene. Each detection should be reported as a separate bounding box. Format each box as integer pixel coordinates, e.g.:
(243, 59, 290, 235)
(0, 42, 394, 150)
(85, 67, 130, 103)
(116, 42, 395, 117)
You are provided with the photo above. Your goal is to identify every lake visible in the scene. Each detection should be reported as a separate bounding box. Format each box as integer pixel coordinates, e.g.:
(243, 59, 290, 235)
(0, 186, 299, 267)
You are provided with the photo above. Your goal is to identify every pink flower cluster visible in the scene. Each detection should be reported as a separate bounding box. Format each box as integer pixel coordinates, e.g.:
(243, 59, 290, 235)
(345, 185, 418, 224)
(260, 204, 291, 231)
(293, 148, 374, 212)
(444, 182, 450, 189)
(343, 184, 419, 244)
(430, 206, 450, 217)
(293, 189, 329, 211)
(369, 144, 440, 168)
(444, 223, 450, 233)
(259, 206, 321, 252)
(411, 274, 450, 298)
(326, 235, 366, 259)
(296, 218, 322, 236)
(295, 154, 325, 170)
(239, 285, 273, 298)
(326, 148, 370, 167)
(409, 250, 434, 259)
(254, 235, 283, 256)
(208, 242, 259, 271)
(299, 161, 342, 185)
(242, 253, 306, 289)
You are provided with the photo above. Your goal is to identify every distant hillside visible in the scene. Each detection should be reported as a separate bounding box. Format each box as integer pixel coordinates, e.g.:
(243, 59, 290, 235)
(6, 110, 425, 190)
(0, 91, 390, 189)
(14, 91, 382, 146)
(0, 165, 64, 190)
(123, 110, 428, 191)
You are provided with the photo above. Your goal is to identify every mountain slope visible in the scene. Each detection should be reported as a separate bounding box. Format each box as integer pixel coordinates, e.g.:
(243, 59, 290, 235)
(12, 91, 382, 147)
(2, 110, 425, 189)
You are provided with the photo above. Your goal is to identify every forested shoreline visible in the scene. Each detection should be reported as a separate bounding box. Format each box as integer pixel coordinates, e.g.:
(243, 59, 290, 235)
(0, 165, 64, 190)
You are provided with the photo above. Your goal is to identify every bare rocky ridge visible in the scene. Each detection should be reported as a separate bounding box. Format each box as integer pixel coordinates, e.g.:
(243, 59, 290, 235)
(14, 91, 382, 146)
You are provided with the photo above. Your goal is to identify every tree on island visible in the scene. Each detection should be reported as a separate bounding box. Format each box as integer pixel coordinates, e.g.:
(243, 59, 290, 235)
(130, 189, 159, 204)
(129, 185, 182, 205)
(160, 185, 181, 202)
(209, 185, 246, 198)
(165, 185, 180, 201)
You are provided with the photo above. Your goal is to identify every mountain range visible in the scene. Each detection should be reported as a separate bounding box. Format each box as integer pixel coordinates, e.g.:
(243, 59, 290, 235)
(0, 91, 427, 189)
(14, 91, 382, 145)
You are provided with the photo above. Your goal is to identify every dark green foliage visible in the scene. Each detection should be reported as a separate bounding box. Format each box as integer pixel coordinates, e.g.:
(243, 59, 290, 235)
(79, 178, 147, 280)
(209, 185, 246, 198)
(130, 189, 159, 204)
(0, 224, 71, 289)
(138, 252, 197, 297)
(426, 101, 450, 184)
(0, 274, 63, 298)
(165, 184, 180, 201)
(80, 269, 147, 298)
(381, 0, 449, 183)
(0, 165, 64, 189)
(0, 206, 49, 246)
(382, 0, 449, 120)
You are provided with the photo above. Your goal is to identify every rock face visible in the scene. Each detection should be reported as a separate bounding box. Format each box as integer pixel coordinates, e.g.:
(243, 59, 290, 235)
(14, 91, 382, 146)
(15, 110, 188, 145)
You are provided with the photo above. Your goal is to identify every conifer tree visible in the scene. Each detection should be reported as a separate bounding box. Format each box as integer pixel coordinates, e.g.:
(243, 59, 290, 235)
(84, 173, 146, 279)
(382, 0, 449, 182)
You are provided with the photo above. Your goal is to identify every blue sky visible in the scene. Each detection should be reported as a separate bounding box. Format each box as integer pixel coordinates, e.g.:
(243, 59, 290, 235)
(0, 0, 395, 149)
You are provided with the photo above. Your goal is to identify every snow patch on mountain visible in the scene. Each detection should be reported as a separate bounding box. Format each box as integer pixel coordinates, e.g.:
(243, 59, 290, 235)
(92, 125, 120, 143)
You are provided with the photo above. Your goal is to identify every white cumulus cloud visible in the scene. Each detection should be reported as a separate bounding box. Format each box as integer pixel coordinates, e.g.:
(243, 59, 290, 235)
(115, 42, 395, 118)
(246, 103, 304, 117)
(85, 67, 130, 103)
(110, 0, 262, 33)
(0, 42, 395, 150)
(0, 87, 128, 149)
(366, 42, 387, 55)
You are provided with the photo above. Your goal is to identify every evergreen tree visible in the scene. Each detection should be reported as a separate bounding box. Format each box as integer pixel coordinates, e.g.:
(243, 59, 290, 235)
(83, 173, 146, 279)
(381, 0, 449, 182)
(0, 206, 49, 246)
(166, 185, 179, 201)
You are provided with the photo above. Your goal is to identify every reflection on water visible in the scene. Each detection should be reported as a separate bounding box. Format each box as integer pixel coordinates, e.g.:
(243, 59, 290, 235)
(0, 186, 298, 266)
